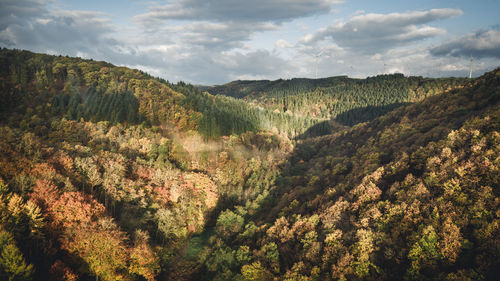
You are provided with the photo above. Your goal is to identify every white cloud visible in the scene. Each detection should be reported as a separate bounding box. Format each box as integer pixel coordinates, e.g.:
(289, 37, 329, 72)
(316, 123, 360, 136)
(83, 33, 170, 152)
(0, 6, 116, 54)
(302, 8, 463, 53)
(275, 39, 293, 49)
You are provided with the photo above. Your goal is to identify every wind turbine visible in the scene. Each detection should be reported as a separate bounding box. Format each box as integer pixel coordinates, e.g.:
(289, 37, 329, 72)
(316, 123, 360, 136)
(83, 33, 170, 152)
(383, 62, 392, 74)
(469, 56, 474, 79)
(313, 49, 324, 79)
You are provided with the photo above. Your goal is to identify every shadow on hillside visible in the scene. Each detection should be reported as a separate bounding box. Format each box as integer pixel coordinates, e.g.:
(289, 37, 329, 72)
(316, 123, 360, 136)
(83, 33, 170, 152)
(333, 103, 410, 126)
(297, 120, 348, 139)
(297, 102, 411, 139)
(259, 68, 500, 223)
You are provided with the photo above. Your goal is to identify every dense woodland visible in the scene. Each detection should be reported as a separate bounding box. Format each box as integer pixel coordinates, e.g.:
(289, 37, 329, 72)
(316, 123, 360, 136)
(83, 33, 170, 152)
(198, 68, 500, 281)
(0, 49, 287, 280)
(205, 74, 469, 126)
(0, 48, 498, 281)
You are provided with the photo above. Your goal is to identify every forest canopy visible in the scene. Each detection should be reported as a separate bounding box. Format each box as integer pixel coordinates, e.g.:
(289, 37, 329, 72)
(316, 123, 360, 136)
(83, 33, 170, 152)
(0, 48, 498, 280)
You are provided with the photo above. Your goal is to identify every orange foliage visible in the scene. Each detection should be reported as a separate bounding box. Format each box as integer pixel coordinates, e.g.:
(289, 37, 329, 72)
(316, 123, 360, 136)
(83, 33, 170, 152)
(31, 163, 58, 179)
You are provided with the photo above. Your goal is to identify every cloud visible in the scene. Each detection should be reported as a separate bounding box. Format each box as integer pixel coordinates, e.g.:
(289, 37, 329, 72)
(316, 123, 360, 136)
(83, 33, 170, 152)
(275, 39, 293, 49)
(1, 0, 497, 84)
(0, 1, 116, 55)
(135, 0, 342, 24)
(129, 1, 343, 82)
(0, 0, 298, 84)
(0, 0, 48, 30)
(430, 29, 500, 58)
(144, 21, 278, 51)
(133, 0, 342, 53)
(302, 8, 463, 53)
(121, 48, 296, 84)
(222, 50, 294, 77)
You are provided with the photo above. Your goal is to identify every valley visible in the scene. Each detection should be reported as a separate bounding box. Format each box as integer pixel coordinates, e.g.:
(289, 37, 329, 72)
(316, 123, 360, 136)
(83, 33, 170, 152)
(0, 48, 498, 281)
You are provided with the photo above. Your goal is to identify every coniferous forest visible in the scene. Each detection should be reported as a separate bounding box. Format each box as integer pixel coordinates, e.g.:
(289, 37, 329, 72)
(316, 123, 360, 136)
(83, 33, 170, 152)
(0, 48, 499, 281)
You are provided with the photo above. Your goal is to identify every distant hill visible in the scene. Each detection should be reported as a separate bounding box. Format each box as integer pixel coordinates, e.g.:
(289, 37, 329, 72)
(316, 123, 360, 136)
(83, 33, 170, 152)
(204, 74, 469, 126)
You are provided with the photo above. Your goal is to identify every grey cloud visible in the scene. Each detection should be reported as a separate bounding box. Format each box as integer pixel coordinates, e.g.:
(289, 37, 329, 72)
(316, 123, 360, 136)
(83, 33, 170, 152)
(221, 50, 295, 78)
(132, 48, 296, 84)
(0, 0, 116, 55)
(149, 21, 278, 51)
(134, 0, 341, 53)
(135, 0, 341, 24)
(0, 0, 294, 84)
(430, 29, 500, 59)
(0, 0, 48, 30)
(3, 0, 495, 85)
(303, 8, 462, 53)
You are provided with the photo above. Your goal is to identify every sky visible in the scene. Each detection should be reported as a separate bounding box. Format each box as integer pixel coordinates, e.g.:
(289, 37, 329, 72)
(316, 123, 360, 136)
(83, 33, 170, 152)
(1, 0, 499, 84)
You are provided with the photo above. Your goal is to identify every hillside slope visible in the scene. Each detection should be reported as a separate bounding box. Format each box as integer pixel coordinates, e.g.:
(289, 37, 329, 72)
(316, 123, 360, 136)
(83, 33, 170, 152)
(0, 48, 498, 281)
(198, 68, 500, 280)
(0, 49, 287, 281)
(0, 48, 317, 139)
(0, 48, 202, 130)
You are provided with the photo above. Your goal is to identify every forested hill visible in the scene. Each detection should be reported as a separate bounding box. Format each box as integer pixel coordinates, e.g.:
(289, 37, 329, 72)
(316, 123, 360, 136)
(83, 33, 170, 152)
(0, 48, 289, 280)
(0, 48, 327, 139)
(198, 68, 500, 280)
(0, 48, 203, 130)
(0, 48, 499, 281)
(204, 74, 469, 126)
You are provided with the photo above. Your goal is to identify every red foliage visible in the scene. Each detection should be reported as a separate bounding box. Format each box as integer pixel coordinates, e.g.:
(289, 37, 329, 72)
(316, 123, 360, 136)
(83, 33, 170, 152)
(153, 186, 170, 205)
(136, 165, 154, 180)
(31, 163, 58, 179)
(49, 191, 106, 229)
(48, 152, 74, 173)
(30, 179, 59, 208)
